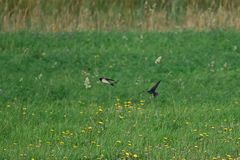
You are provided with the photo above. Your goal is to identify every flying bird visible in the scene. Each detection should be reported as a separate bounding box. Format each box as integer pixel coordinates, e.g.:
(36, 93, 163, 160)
(147, 81, 161, 97)
(99, 77, 117, 86)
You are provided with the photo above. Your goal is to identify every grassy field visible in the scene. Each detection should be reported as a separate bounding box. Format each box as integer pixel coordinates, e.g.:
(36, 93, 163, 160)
(0, 0, 240, 31)
(0, 30, 240, 159)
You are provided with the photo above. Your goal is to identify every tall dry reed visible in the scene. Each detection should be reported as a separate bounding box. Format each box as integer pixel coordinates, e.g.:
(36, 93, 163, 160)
(0, 0, 240, 32)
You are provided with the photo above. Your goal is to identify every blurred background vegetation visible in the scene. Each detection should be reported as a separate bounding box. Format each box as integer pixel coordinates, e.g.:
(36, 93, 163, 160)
(0, 0, 240, 32)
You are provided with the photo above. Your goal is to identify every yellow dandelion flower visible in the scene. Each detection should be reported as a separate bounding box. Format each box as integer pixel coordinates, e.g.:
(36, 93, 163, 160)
(73, 145, 78, 149)
(119, 115, 124, 119)
(98, 121, 104, 125)
(133, 154, 138, 158)
(227, 154, 232, 158)
(125, 152, 130, 157)
(96, 144, 101, 147)
(199, 133, 204, 137)
(116, 140, 121, 143)
(88, 126, 92, 130)
(127, 101, 132, 104)
(81, 129, 86, 133)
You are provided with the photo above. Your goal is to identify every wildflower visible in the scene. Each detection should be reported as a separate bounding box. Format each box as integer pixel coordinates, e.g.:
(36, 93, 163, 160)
(133, 154, 138, 158)
(98, 108, 103, 112)
(155, 56, 162, 64)
(119, 115, 124, 119)
(84, 77, 91, 89)
(125, 152, 130, 157)
(122, 35, 128, 40)
(98, 121, 104, 125)
(233, 45, 238, 51)
(88, 126, 92, 130)
(96, 144, 101, 147)
(36, 73, 43, 80)
(223, 62, 228, 68)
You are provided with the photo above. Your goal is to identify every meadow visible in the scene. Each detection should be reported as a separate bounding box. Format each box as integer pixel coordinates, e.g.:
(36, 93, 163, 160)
(0, 0, 240, 31)
(0, 30, 240, 159)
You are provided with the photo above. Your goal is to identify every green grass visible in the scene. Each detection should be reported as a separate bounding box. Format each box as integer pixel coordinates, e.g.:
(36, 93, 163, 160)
(0, 30, 240, 159)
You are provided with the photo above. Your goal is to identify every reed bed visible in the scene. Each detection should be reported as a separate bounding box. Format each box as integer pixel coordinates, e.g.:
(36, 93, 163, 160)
(0, 0, 240, 32)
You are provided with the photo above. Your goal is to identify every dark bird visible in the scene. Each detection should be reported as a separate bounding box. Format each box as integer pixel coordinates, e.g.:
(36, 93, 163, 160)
(99, 77, 117, 86)
(147, 81, 161, 97)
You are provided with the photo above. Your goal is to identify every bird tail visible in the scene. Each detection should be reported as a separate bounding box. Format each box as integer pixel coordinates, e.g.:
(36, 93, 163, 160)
(153, 92, 159, 97)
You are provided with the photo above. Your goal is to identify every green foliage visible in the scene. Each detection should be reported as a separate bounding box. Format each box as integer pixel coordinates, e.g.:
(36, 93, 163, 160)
(0, 31, 240, 159)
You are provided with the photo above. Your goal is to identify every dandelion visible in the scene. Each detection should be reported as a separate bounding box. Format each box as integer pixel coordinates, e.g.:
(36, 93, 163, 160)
(88, 126, 92, 130)
(96, 144, 101, 147)
(223, 62, 228, 68)
(98, 121, 104, 125)
(125, 152, 130, 157)
(84, 77, 91, 89)
(119, 115, 124, 119)
(35, 73, 43, 80)
(155, 56, 162, 64)
(233, 45, 238, 51)
(133, 154, 138, 158)
(59, 141, 64, 145)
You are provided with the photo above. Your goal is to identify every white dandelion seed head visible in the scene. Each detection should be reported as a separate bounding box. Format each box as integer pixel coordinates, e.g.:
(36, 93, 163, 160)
(155, 56, 162, 64)
(84, 77, 91, 89)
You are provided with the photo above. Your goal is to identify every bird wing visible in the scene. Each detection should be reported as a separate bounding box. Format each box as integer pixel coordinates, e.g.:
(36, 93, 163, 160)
(148, 81, 161, 92)
(105, 78, 115, 82)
